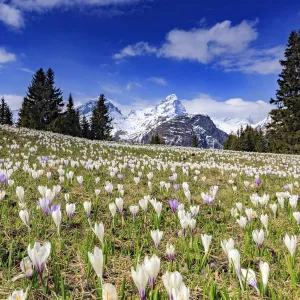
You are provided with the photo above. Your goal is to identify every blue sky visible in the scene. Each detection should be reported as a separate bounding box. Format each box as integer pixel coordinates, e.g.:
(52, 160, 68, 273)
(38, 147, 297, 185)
(0, 0, 299, 121)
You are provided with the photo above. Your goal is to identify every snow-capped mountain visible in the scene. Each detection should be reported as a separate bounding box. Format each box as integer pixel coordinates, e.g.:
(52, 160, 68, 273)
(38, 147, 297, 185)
(77, 94, 227, 148)
(212, 116, 271, 134)
(212, 117, 255, 134)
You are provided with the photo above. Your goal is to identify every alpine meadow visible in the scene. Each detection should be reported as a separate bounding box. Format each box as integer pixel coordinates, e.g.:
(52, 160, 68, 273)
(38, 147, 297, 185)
(1, 0, 300, 299)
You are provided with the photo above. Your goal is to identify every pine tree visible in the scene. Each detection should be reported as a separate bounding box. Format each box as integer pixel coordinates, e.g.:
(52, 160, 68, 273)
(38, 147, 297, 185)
(81, 115, 91, 139)
(90, 94, 112, 140)
(0, 97, 13, 125)
(45, 68, 64, 132)
(192, 135, 199, 147)
(18, 68, 47, 129)
(18, 68, 64, 131)
(267, 30, 300, 153)
(61, 94, 81, 137)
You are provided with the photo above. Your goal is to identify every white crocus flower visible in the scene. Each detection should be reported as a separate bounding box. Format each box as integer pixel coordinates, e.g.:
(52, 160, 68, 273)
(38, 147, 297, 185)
(283, 234, 297, 256)
(151, 229, 163, 248)
(19, 209, 30, 229)
(109, 202, 117, 217)
(221, 238, 235, 256)
(293, 211, 300, 225)
(8, 289, 28, 300)
(131, 264, 148, 300)
(201, 234, 212, 254)
(27, 241, 51, 278)
(102, 283, 118, 300)
(92, 222, 105, 246)
(144, 254, 161, 289)
(259, 261, 270, 290)
(88, 246, 104, 279)
(252, 229, 264, 249)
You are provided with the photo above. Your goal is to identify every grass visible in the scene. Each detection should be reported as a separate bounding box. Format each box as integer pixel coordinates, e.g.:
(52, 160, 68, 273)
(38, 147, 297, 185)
(0, 125, 299, 299)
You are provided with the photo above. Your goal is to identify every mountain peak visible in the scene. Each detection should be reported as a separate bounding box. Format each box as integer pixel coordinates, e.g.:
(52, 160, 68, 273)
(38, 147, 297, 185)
(152, 94, 186, 117)
(163, 94, 178, 102)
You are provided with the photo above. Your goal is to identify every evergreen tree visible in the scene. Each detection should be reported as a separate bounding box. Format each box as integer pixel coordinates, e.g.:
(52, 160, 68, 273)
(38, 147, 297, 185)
(61, 94, 81, 136)
(0, 97, 13, 125)
(267, 30, 300, 153)
(224, 125, 266, 152)
(192, 135, 199, 147)
(90, 94, 112, 140)
(18, 68, 47, 129)
(150, 133, 165, 144)
(81, 115, 91, 139)
(18, 68, 64, 131)
(45, 68, 64, 132)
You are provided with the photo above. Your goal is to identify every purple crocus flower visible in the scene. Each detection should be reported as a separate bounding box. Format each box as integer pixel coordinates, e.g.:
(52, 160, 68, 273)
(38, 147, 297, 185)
(50, 203, 61, 214)
(117, 174, 123, 180)
(38, 198, 50, 216)
(255, 178, 261, 186)
(169, 199, 178, 213)
(169, 176, 174, 182)
(0, 174, 6, 185)
(173, 184, 179, 191)
(284, 185, 289, 191)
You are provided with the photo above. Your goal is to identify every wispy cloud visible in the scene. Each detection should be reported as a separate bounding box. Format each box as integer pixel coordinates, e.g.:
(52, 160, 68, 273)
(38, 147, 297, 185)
(113, 19, 284, 75)
(20, 67, 34, 74)
(147, 77, 167, 85)
(1, 0, 143, 28)
(126, 81, 142, 90)
(0, 47, 16, 64)
(113, 42, 157, 60)
(102, 84, 122, 94)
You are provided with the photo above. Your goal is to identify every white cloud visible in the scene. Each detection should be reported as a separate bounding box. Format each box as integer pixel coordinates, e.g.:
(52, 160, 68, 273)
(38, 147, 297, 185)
(217, 46, 284, 75)
(159, 20, 258, 63)
(102, 84, 122, 94)
(113, 42, 157, 60)
(11, 0, 141, 11)
(0, 94, 23, 110)
(182, 94, 273, 123)
(147, 77, 167, 85)
(110, 96, 159, 116)
(126, 81, 142, 90)
(0, 3, 24, 29)
(20, 67, 34, 73)
(113, 19, 284, 75)
(0, 47, 16, 64)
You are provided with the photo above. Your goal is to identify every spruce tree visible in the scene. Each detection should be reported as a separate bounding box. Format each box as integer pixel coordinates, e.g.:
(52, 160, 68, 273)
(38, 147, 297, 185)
(45, 68, 64, 132)
(192, 135, 199, 147)
(0, 97, 13, 125)
(81, 115, 91, 139)
(90, 94, 112, 140)
(18, 68, 47, 129)
(61, 94, 81, 136)
(267, 30, 300, 153)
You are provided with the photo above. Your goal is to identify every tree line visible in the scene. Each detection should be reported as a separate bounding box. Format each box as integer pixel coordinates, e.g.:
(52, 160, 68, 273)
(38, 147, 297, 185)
(224, 29, 300, 154)
(1, 68, 112, 140)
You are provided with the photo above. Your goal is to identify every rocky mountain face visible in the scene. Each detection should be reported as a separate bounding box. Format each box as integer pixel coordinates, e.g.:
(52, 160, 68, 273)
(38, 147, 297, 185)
(141, 114, 228, 148)
(77, 94, 228, 149)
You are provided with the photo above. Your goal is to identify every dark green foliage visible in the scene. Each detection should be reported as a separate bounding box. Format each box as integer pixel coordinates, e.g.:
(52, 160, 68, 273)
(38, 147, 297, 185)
(90, 94, 112, 140)
(81, 115, 91, 139)
(192, 135, 199, 147)
(267, 30, 300, 153)
(60, 94, 81, 137)
(18, 68, 64, 131)
(224, 125, 266, 152)
(150, 133, 165, 144)
(0, 97, 13, 125)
